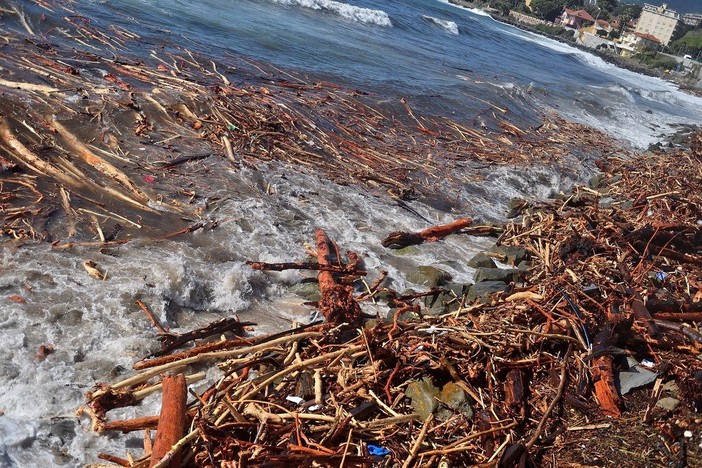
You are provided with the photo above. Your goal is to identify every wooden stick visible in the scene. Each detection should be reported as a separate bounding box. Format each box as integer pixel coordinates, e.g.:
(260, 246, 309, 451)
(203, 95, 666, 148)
(103, 416, 160, 433)
(402, 414, 433, 468)
(150, 374, 188, 467)
(382, 218, 473, 249)
(314, 228, 361, 324)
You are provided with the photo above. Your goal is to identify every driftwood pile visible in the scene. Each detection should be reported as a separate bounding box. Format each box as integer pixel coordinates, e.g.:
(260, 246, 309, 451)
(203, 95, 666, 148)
(0, 1, 616, 243)
(84, 135, 702, 467)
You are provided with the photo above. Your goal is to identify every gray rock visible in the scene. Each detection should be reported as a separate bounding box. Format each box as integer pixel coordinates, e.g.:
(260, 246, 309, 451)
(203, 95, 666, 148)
(617, 359, 658, 395)
(473, 267, 520, 284)
(662, 381, 680, 397)
(289, 282, 321, 301)
(50, 419, 77, 441)
(507, 198, 528, 218)
(406, 378, 439, 420)
(406, 266, 452, 287)
(393, 246, 421, 256)
(467, 281, 507, 303)
(467, 252, 497, 269)
(489, 245, 530, 266)
(656, 397, 680, 411)
(589, 174, 608, 189)
(437, 382, 474, 421)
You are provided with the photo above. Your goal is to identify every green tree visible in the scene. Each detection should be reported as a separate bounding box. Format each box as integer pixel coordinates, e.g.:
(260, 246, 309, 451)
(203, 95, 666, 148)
(530, 0, 565, 21)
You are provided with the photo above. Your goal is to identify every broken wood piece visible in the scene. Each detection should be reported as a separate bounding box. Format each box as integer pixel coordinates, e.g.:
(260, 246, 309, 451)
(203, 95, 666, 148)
(382, 217, 473, 249)
(155, 318, 255, 357)
(314, 228, 361, 325)
(103, 416, 160, 433)
(589, 327, 622, 418)
(83, 260, 105, 280)
(247, 260, 366, 276)
(150, 373, 188, 467)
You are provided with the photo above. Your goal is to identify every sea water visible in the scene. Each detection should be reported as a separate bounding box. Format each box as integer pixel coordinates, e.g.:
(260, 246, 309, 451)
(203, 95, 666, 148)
(1, 0, 701, 465)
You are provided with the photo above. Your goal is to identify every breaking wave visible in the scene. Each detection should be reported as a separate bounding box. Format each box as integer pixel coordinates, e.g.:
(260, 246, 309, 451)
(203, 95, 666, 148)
(422, 15, 459, 35)
(269, 0, 392, 26)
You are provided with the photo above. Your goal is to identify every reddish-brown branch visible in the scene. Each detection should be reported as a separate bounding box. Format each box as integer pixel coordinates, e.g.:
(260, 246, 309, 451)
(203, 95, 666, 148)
(246, 260, 366, 275)
(103, 416, 160, 433)
(150, 373, 188, 467)
(314, 228, 361, 325)
(382, 217, 473, 249)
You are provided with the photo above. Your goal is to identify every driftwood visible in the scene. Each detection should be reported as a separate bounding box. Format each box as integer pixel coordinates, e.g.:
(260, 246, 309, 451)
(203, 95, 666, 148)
(314, 228, 362, 325)
(382, 217, 473, 249)
(150, 374, 187, 467)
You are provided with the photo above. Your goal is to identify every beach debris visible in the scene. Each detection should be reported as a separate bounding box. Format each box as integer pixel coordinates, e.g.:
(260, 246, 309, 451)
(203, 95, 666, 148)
(82, 260, 105, 280)
(382, 217, 473, 249)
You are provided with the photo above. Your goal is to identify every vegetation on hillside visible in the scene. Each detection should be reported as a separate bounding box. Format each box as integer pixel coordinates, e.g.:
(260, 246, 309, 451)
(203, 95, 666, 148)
(671, 28, 702, 57)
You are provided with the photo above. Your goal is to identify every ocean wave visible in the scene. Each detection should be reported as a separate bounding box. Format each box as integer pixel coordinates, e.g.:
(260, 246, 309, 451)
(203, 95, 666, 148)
(270, 0, 392, 26)
(435, 0, 494, 18)
(422, 15, 459, 35)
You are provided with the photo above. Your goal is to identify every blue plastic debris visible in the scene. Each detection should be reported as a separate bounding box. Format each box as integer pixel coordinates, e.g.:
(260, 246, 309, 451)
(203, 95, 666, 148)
(368, 444, 391, 456)
(655, 271, 668, 281)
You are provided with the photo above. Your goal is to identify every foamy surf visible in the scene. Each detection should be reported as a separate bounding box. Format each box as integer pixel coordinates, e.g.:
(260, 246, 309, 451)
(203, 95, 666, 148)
(270, 0, 392, 26)
(435, 0, 494, 18)
(422, 15, 459, 35)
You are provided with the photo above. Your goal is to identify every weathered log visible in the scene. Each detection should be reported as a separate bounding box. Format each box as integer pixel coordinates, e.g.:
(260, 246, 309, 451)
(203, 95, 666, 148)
(155, 318, 255, 357)
(150, 374, 188, 467)
(247, 260, 366, 276)
(103, 416, 160, 433)
(382, 217, 473, 249)
(504, 369, 526, 418)
(314, 228, 361, 325)
(589, 327, 622, 418)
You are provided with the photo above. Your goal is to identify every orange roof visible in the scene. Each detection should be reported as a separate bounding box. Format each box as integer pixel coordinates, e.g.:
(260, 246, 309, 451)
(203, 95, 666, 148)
(564, 9, 596, 22)
(634, 32, 661, 43)
(596, 19, 610, 28)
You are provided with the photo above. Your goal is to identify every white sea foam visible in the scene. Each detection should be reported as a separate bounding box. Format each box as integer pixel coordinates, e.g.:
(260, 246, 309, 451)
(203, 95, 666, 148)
(422, 15, 459, 35)
(435, 0, 493, 18)
(270, 0, 392, 26)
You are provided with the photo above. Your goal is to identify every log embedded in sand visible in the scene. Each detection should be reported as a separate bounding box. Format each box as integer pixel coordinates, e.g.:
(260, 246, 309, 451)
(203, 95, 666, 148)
(314, 228, 361, 325)
(382, 217, 473, 249)
(150, 374, 188, 467)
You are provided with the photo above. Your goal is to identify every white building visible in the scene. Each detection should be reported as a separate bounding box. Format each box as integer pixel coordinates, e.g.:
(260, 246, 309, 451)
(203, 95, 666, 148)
(682, 13, 702, 28)
(635, 3, 681, 46)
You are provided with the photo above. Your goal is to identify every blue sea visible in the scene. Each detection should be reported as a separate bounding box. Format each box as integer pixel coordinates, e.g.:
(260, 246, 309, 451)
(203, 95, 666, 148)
(75, 0, 702, 148)
(1, 1, 702, 466)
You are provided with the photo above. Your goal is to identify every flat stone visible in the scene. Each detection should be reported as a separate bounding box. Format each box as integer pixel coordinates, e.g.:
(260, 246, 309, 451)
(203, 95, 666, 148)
(589, 174, 608, 189)
(507, 198, 528, 218)
(467, 281, 507, 303)
(617, 360, 658, 395)
(393, 246, 421, 256)
(489, 245, 530, 266)
(288, 282, 321, 301)
(656, 397, 680, 411)
(467, 252, 496, 269)
(662, 381, 680, 397)
(406, 378, 439, 420)
(473, 267, 520, 284)
(438, 382, 473, 420)
(406, 266, 452, 287)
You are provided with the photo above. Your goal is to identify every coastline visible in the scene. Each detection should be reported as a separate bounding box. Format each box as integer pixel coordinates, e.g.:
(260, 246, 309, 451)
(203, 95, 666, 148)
(1, 2, 702, 467)
(448, 0, 702, 96)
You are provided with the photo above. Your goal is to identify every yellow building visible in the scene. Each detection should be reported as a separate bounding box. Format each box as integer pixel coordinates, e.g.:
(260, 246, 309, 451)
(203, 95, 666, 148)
(634, 3, 680, 46)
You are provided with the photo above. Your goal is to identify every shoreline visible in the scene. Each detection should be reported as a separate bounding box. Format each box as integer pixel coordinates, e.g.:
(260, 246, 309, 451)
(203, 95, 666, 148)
(448, 0, 702, 96)
(1, 3, 702, 467)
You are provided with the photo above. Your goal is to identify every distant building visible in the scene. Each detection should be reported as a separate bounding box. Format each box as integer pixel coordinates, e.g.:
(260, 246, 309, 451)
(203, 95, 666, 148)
(558, 9, 596, 29)
(634, 3, 681, 46)
(682, 13, 702, 27)
(584, 0, 598, 6)
(618, 31, 662, 56)
(595, 19, 612, 33)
